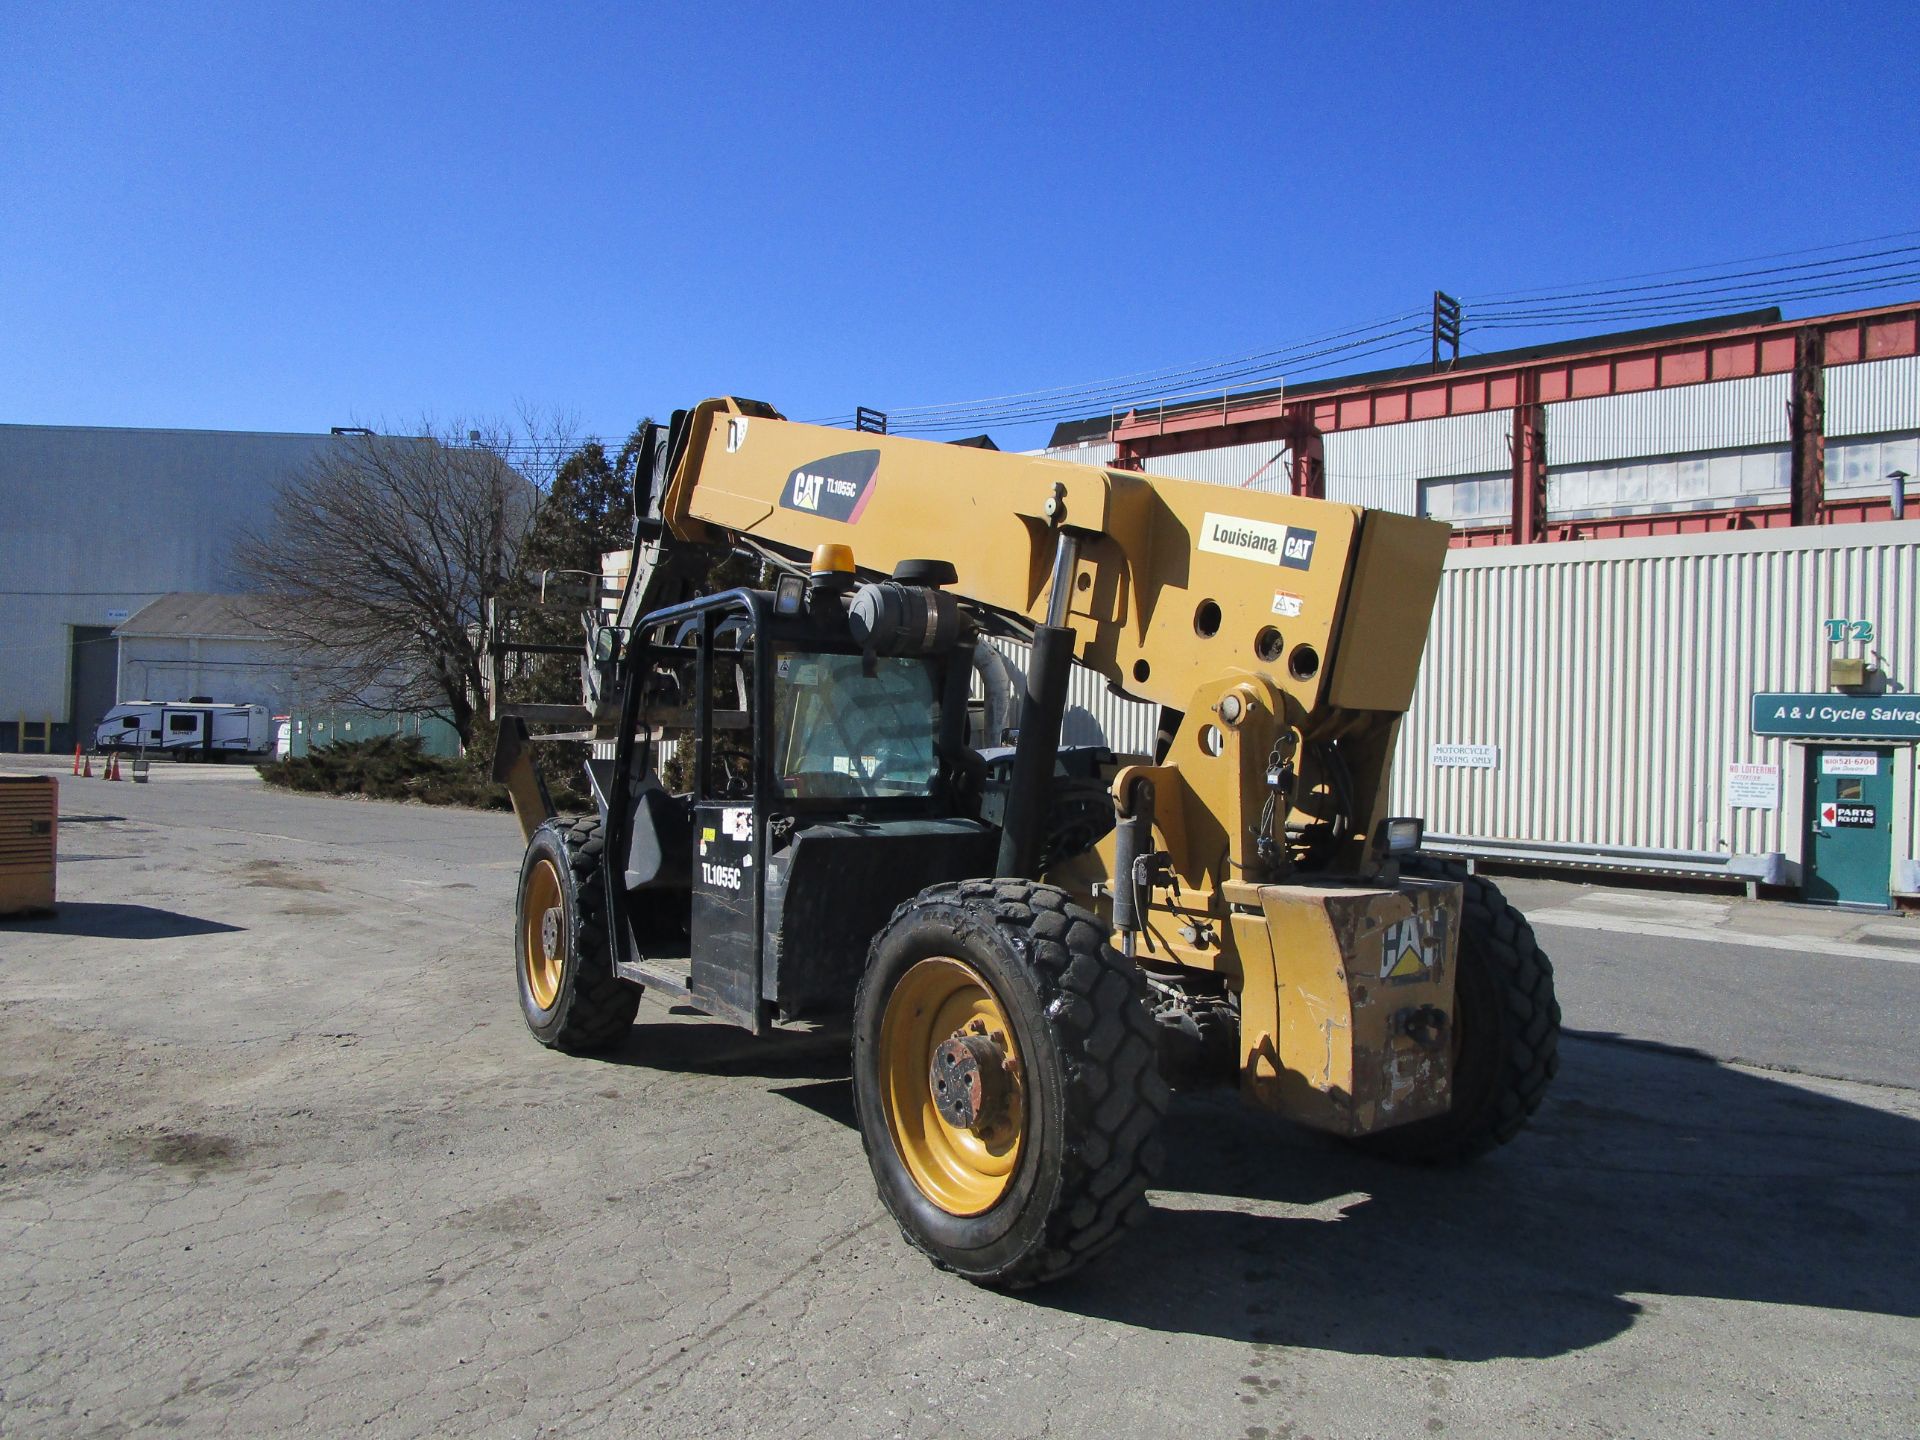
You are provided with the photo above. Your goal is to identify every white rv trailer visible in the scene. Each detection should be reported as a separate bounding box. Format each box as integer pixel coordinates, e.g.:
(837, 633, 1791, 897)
(94, 700, 272, 759)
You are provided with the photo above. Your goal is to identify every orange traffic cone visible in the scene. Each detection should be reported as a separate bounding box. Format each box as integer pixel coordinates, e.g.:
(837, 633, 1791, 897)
(72, 745, 82, 775)
(82, 751, 93, 778)
(106, 752, 121, 781)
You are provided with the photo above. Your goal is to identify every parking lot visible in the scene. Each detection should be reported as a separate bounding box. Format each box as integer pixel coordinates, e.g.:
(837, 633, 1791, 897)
(3, 756, 1917, 1439)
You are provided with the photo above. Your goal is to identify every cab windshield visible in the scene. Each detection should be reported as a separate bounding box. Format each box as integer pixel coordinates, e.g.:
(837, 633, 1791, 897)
(773, 652, 940, 799)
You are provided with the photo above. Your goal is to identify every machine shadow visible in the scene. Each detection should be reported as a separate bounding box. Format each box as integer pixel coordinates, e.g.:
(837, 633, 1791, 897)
(1, 901, 245, 940)
(596, 1012, 863, 1120)
(1032, 1030, 1920, 1360)
(596, 1016, 852, 1083)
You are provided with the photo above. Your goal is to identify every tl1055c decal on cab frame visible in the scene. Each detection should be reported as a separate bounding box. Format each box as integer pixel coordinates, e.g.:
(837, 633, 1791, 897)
(781, 450, 880, 523)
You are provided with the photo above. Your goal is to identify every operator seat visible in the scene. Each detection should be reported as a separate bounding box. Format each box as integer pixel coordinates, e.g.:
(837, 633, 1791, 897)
(626, 783, 694, 890)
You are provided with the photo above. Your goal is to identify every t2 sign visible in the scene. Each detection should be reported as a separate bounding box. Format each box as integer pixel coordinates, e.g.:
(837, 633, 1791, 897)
(1823, 618, 1874, 644)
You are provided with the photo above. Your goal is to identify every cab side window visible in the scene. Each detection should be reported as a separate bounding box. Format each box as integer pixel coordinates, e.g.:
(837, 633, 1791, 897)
(705, 637, 755, 800)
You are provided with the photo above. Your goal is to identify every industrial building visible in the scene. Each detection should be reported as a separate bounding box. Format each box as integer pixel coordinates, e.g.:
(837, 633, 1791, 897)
(0, 423, 496, 756)
(8, 305, 1914, 904)
(0, 423, 347, 752)
(1041, 301, 1920, 907)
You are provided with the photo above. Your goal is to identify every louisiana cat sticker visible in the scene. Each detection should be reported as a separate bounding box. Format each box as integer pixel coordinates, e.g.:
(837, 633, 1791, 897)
(1200, 512, 1315, 570)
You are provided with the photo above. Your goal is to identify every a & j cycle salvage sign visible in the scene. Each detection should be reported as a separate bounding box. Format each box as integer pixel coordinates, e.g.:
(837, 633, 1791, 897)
(1750, 693, 1920, 740)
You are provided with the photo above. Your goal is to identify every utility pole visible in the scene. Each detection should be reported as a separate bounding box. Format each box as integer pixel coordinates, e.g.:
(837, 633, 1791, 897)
(1431, 291, 1462, 370)
(1788, 327, 1826, 527)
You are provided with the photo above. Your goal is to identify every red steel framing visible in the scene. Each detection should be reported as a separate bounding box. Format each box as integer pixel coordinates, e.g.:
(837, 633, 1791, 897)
(1108, 301, 1920, 545)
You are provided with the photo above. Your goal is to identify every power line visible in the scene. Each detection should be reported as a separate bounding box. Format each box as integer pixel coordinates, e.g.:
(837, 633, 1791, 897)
(807, 309, 1428, 429)
(1468, 244, 1920, 311)
(831, 228, 1920, 441)
(885, 329, 1433, 436)
(1468, 269, 1920, 329)
(884, 330, 1428, 434)
(1468, 257, 1920, 320)
(1461, 227, 1920, 301)
(812, 309, 1423, 424)
(865, 320, 1438, 434)
(498, 230, 1920, 456)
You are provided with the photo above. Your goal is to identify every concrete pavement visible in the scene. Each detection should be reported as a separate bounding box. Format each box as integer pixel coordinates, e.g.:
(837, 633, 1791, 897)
(2, 755, 1916, 1438)
(1496, 873, 1920, 1089)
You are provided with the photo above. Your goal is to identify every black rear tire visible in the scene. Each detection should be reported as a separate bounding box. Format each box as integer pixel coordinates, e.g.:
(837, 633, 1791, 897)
(852, 879, 1168, 1288)
(515, 815, 641, 1053)
(1354, 856, 1559, 1163)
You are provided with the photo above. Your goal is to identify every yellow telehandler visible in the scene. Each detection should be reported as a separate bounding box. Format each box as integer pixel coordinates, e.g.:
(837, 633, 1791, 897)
(489, 398, 1558, 1287)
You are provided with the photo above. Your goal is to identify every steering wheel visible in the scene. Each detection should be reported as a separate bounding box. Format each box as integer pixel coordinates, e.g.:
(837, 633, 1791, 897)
(710, 747, 754, 799)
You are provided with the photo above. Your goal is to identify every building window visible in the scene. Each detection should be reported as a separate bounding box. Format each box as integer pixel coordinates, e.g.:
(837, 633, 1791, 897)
(1418, 473, 1511, 524)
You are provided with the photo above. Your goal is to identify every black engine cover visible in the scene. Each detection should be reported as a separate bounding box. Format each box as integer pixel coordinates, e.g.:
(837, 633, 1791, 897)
(762, 818, 998, 1021)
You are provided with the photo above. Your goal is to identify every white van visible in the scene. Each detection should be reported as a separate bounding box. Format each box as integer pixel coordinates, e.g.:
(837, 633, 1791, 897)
(95, 700, 272, 758)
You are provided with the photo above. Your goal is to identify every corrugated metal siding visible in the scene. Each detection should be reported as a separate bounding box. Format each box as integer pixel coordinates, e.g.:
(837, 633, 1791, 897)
(1826, 356, 1920, 438)
(1324, 468, 1418, 516)
(1548, 374, 1787, 466)
(1392, 524, 1919, 875)
(1323, 411, 1512, 516)
(1139, 439, 1291, 491)
(1038, 440, 1118, 467)
(984, 637, 1159, 758)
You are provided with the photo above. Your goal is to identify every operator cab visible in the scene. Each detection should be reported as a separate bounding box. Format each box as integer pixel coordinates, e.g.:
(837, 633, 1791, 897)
(604, 562, 997, 1033)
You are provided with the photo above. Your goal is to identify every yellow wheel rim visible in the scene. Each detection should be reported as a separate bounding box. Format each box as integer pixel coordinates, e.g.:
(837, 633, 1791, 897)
(522, 857, 565, 1010)
(878, 956, 1024, 1217)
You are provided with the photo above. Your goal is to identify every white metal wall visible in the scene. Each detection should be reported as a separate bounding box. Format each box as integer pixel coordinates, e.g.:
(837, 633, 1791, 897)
(1040, 356, 1915, 516)
(1323, 411, 1511, 516)
(1827, 355, 1920, 438)
(1824, 350, 1920, 502)
(1391, 523, 1920, 880)
(1039, 440, 1118, 468)
(117, 635, 307, 717)
(1548, 374, 1788, 465)
(0, 424, 345, 727)
(984, 636, 1159, 757)
(1543, 375, 1792, 520)
(1139, 439, 1290, 491)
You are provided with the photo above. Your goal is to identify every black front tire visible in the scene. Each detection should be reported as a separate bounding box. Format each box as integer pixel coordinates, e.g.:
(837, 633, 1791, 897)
(514, 815, 641, 1053)
(852, 879, 1168, 1288)
(1356, 856, 1559, 1163)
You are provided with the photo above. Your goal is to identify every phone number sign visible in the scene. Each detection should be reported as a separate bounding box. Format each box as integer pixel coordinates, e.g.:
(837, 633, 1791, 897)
(1751, 693, 1920, 739)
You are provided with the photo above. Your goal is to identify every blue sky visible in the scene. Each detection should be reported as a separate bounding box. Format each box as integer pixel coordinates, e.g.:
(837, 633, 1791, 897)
(3, 2, 1916, 452)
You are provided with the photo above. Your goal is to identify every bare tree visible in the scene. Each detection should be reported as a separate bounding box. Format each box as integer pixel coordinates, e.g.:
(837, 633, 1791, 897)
(234, 419, 564, 746)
